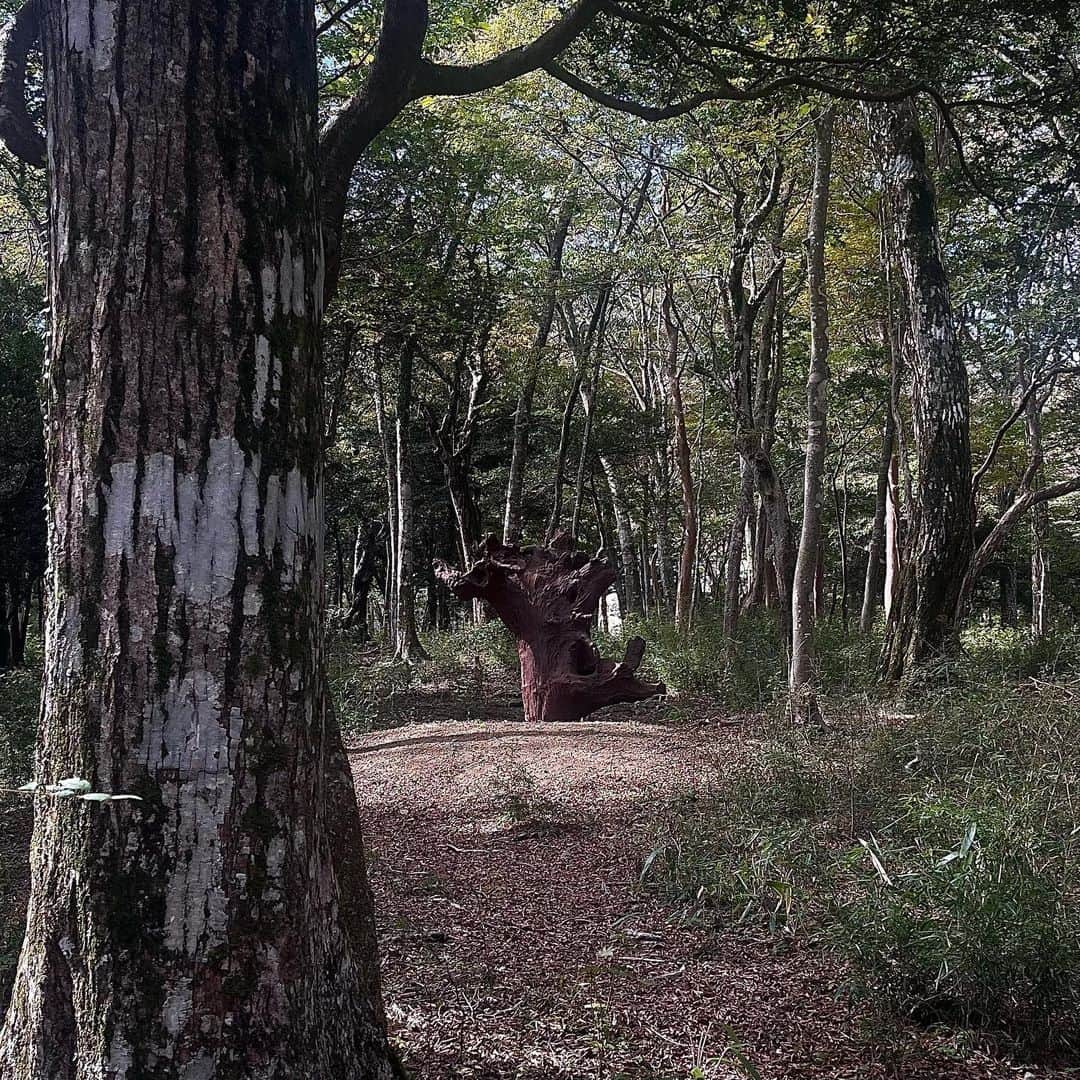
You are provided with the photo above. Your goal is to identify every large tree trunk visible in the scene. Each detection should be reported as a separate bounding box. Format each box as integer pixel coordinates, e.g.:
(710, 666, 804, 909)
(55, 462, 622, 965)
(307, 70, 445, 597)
(437, 534, 664, 723)
(872, 101, 974, 679)
(0, 0, 397, 1074)
(790, 109, 833, 718)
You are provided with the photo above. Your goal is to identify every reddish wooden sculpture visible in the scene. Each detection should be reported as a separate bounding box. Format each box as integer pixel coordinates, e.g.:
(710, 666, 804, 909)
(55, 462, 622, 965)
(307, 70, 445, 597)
(436, 533, 666, 723)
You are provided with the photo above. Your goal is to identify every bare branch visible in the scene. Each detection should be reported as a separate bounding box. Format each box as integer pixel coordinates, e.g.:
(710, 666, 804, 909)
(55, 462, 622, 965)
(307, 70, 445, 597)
(971, 363, 1079, 496)
(319, 0, 429, 305)
(0, 0, 45, 167)
(545, 62, 727, 119)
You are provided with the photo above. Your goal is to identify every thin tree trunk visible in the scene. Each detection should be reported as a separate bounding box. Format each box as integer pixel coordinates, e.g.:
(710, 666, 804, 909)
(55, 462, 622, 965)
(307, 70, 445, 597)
(724, 459, 754, 637)
(1026, 398, 1051, 638)
(393, 337, 428, 661)
(860, 385, 896, 632)
(871, 101, 974, 679)
(600, 456, 641, 618)
(790, 108, 833, 716)
(835, 462, 850, 632)
(0, 1, 398, 1073)
(504, 202, 573, 543)
(662, 286, 698, 634)
(884, 451, 901, 621)
(571, 347, 603, 539)
(373, 347, 398, 643)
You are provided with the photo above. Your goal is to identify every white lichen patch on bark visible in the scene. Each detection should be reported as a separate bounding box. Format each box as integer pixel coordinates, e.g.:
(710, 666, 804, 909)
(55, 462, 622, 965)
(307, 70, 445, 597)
(157, 669, 234, 954)
(253, 336, 271, 423)
(104, 461, 138, 558)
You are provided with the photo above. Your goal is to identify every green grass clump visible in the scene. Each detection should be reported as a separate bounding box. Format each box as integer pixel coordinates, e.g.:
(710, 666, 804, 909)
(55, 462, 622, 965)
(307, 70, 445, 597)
(0, 637, 40, 787)
(643, 660, 1080, 1052)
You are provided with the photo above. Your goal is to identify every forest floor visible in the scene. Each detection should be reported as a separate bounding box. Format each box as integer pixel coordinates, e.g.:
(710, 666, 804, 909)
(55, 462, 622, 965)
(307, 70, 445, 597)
(350, 687, 1059, 1080)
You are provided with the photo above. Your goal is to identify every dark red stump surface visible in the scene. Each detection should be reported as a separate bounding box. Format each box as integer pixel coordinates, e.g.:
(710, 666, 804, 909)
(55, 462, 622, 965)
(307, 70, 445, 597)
(436, 533, 666, 723)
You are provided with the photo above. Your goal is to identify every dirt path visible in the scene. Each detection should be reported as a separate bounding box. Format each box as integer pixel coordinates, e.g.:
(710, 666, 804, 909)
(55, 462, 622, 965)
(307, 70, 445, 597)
(350, 709, 1039, 1080)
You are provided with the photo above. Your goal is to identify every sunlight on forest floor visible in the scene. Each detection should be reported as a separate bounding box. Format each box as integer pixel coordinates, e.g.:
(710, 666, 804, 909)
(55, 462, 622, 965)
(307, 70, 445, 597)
(350, 676, 1073, 1079)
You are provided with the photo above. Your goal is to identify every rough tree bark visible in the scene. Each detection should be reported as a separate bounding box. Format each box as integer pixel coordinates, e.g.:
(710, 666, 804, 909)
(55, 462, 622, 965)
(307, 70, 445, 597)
(0, 0, 604, 1070)
(871, 100, 974, 680)
(436, 534, 664, 723)
(790, 108, 833, 719)
(0, 0, 398, 1073)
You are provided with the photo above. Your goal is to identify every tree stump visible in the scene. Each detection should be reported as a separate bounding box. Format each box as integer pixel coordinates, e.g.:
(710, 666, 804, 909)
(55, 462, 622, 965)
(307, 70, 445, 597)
(436, 532, 665, 723)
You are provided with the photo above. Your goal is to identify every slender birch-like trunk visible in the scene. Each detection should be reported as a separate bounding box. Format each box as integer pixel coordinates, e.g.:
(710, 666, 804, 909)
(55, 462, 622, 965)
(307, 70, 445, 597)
(860, 348, 897, 632)
(662, 286, 698, 633)
(393, 336, 427, 661)
(790, 108, 833, 716)
(1026, 397, 1051, 637)
(504, 202, 573, 543)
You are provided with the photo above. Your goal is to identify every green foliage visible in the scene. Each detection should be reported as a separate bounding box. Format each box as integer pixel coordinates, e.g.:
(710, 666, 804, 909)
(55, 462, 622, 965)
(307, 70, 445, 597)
(643, 643, 1080, 1051)
(597, 609, 764, 703)
(0, 635, 39, 788)
(326, 620, 519, 737)
(424, 618, 519, 687)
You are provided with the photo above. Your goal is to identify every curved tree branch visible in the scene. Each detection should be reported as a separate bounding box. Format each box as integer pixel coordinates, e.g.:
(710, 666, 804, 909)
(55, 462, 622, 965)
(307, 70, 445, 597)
(0, 0, 45, 167)
(545, 62, 728, 119)
(412, 0, 599, 97)
(956, 473, 1080, 623)
(319, 0, 429, 305)
(319, 0, 599, 307)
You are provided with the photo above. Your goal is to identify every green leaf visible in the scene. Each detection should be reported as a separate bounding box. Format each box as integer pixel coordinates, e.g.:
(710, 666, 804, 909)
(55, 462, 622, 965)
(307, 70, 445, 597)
(858, 838, 894, 887)
(960, 822, 977, 855)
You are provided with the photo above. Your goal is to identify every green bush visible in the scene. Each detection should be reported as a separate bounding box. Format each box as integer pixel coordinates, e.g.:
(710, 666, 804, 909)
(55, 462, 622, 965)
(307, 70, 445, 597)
(836, 803, 1079, 1046)
(0, 638, 40, 787)
(643, 675, 1080, 1051)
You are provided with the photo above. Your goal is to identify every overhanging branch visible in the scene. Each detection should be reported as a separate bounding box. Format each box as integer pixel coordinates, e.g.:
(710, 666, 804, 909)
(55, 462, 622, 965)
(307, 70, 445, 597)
(412, 0, 599, 97)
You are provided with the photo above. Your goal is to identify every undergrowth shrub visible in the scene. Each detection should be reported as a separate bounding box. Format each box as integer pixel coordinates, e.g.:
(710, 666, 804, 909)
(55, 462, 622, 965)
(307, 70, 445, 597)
(0, 636, 40, 786)
(598, 607, 788, 708)
(644, 667, 1080, 1052)
(326, 620, 519, 735)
